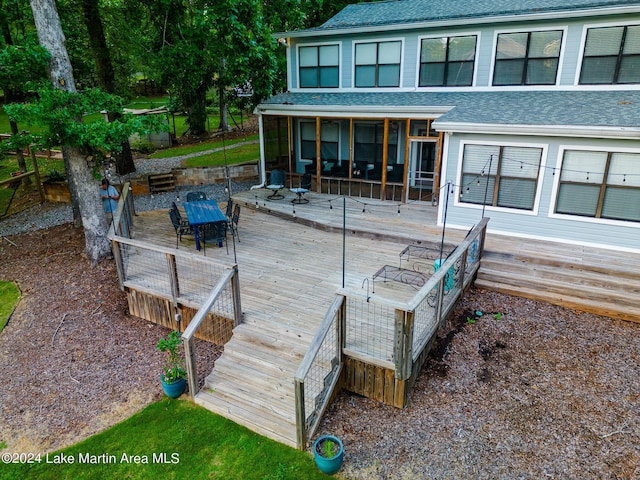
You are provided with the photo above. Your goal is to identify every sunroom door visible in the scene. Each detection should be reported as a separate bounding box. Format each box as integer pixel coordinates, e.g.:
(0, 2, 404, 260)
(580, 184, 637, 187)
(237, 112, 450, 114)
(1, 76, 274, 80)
(407, 139, 438, 202)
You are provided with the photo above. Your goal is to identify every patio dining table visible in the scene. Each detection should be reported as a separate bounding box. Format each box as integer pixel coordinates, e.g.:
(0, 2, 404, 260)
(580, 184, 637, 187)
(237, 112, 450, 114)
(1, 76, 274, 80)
(183, 199, 227, 251)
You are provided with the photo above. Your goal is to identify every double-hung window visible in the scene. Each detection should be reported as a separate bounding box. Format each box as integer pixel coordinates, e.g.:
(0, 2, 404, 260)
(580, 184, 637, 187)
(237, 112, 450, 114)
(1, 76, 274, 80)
(354, 41, 401, 87)
(460, 144, 542, 210)
(419, 35, 476, 87)
(579, 25, 640, 84)
(493, 30, 562, 85)
(556, 150, 640, 222)
(299, 44, 339, 88)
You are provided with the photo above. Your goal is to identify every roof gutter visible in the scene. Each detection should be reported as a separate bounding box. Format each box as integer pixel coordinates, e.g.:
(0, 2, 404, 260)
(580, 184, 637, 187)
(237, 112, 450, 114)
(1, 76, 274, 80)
(433, 121, 640, 140)
(256, 103, 454, 118)
(277, 5, 640, 38)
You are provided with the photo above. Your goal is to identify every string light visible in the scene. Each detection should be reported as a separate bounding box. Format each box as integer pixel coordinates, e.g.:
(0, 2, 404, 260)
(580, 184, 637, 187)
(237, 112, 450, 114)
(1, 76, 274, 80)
(397, 205, 401, 216)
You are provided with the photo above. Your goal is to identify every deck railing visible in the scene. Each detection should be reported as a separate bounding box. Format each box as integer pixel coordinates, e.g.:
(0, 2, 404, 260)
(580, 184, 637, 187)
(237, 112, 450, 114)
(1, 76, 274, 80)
(343, 217, 488, 374)
(110, 182, 135, 240)
(294, 295, 345, 449)
(294, 217, 488, 448)
(182, 266, 243, 395)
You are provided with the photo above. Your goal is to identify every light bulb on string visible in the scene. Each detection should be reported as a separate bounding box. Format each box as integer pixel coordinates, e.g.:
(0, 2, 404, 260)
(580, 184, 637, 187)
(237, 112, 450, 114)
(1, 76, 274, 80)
(586, 172, 590, 181)
(623, 174, 627, 183)
(397, 205, 401, 216)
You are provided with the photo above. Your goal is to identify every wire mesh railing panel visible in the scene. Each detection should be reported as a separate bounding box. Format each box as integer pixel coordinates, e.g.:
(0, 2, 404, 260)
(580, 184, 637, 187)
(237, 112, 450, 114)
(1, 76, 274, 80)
(174, 254, 230, 306)
(303, 324, 340, 431)
(464, 237, 481, 279)
(118, 242, 172, 296)
(345, 297, 395, 364)
(411, 293, 438, 357)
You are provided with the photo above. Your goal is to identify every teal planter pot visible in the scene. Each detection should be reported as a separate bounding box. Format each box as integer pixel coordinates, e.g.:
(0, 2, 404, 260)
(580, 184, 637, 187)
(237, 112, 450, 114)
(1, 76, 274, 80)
(313, 435, 344, 475)
(161, 376, 186, 399)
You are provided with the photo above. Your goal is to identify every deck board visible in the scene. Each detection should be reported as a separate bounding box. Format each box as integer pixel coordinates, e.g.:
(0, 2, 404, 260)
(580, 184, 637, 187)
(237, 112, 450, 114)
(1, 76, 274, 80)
(126, 189, 640, 448)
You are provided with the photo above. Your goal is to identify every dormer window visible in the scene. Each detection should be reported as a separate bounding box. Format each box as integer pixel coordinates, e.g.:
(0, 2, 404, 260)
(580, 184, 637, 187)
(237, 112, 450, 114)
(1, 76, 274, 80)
(299, 44, 339, 88)
(354, 40, 401, 87)
(492, 30, 562, 86)
(579, 25, 640, 85)
(419, 35, 476, 87)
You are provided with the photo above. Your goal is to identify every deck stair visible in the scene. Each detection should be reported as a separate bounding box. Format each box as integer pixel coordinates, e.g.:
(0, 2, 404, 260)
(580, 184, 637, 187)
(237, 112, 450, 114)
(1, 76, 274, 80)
(148, 172, 175, 193)
(193, 320, 306, 449)
(476, 236, 640, 322)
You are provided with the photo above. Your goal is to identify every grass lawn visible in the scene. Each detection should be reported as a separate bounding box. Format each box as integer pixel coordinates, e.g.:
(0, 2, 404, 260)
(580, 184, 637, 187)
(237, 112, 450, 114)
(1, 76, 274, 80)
(150, 133, 259, 160)
(0, 280, 19, 332)
(1, 400, 332, 480)
(183, 142, 260, 168)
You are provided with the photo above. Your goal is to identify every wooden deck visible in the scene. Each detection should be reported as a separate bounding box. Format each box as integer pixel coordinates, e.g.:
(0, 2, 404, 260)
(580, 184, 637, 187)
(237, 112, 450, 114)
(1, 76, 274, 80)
(129, 187, 640, 448)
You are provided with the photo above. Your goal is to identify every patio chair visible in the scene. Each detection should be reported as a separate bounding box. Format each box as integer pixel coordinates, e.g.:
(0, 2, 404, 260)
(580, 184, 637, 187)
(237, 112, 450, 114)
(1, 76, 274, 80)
(186, 191, 207, 202)
(229, 204, 241, 242)
(169, 208, 193, 248)
(225, 198, 234, 219)
(201, 221, 228, 254)
(266, 169, 286, 200)
(290, 173, 312, 204)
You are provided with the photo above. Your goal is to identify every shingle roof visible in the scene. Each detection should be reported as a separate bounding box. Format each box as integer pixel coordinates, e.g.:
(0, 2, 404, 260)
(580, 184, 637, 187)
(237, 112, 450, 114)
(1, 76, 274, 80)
(304, 0, 640, 32)
(259, 90, 640, 129)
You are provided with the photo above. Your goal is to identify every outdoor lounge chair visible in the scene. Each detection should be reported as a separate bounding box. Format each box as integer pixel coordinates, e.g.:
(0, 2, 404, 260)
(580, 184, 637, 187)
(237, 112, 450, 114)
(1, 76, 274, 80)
(266, 169, 286, 200)
(290, 173, 312, 204)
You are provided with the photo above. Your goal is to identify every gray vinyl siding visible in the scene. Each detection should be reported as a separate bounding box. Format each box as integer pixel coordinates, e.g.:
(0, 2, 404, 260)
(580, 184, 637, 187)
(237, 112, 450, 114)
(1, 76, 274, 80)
(444, 133, 640, 250)
(289, 14, 640, 90)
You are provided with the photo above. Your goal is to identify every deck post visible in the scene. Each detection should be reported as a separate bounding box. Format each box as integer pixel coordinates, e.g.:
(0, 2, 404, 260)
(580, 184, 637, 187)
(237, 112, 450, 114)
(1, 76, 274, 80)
(394, 309, 413, 380)
(183, 336, 198, 398)
(166, 253, 180, 306)
(111, 240, 125, 290)
(294, 379, 305, 450)
(230, 266, 243, 327)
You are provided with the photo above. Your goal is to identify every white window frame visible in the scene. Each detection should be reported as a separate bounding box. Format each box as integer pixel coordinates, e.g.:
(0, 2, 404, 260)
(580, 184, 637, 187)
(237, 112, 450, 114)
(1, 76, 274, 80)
(352, 37, 405, 89)
(489, 26, 567, 88)
(415, 31, 480, 89)
(295, 41, 342, 89)
(549, 145, 640, 227)
(455, 140, 548, 215)
(574, 20, 640, 87)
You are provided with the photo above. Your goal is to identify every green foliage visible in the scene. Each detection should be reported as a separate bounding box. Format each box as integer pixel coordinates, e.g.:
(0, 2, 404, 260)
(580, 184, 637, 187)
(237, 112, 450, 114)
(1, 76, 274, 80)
(322, 439, 336, 459)
(493, 312, 503, 320)
(130, 140, 156, 154)
(156, 330, 186, 384)
(0, 38, 50, 95)
(1, 400, 332, 479)
(4, 86, 168, 154)
(0, 280, 20, 333)
(46, 169, 66, 182)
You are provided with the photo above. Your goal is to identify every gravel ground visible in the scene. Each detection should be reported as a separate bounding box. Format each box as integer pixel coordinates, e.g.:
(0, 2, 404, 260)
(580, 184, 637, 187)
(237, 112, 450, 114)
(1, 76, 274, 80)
(0, 176, 257, 239)
(315, 289, 640, 479)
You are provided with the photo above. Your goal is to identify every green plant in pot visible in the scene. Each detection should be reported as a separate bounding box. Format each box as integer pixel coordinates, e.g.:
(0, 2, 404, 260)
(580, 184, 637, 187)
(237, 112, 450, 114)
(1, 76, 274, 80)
(156, 330, 187, 398)
(313, 435, 344, 475)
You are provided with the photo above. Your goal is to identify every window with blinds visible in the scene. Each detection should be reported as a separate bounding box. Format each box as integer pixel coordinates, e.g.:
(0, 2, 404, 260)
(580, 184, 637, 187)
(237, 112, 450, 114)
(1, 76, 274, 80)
(299, 45, 340, 88)
(579, 24, 640, 84)
(556, 150, 640, 222)
(460, 144, 542, 210)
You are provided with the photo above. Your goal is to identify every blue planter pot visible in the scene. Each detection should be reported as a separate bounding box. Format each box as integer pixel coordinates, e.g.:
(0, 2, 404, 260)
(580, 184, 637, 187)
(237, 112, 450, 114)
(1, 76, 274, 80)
(313, 435, 344, 475)
(160, 376, 187, 399)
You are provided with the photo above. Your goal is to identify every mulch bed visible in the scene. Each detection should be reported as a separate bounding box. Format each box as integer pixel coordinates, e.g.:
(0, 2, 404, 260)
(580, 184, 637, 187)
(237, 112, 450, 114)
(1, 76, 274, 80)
(2, 223, 640, 480)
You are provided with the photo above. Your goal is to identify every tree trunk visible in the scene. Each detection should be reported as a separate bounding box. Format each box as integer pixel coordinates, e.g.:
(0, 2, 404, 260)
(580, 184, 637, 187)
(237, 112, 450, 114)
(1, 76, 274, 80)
(30, 0, 111, 264)
(80, 0, 135, 175)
